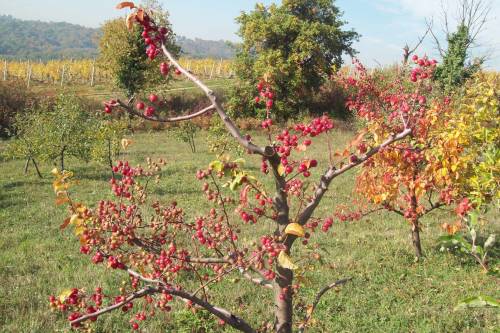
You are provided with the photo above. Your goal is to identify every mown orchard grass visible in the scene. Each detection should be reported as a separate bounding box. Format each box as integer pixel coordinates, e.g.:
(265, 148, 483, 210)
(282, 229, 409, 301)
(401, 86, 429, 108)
(0, 129, 498, 332)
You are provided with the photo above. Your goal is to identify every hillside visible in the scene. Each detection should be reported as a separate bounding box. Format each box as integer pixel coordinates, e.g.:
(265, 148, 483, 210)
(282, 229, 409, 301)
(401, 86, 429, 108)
(0, 15, 235, 60)
(0, 15, 100, 60)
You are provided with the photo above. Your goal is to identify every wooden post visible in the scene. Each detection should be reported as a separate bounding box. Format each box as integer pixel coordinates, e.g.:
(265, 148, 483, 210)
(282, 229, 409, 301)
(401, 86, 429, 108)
(217, 58, 223, 77)
(27, 63, 32, 88)
(209, 61, 215, 79)
(90, 59, 95, 87)
(60, 65, 65, 86)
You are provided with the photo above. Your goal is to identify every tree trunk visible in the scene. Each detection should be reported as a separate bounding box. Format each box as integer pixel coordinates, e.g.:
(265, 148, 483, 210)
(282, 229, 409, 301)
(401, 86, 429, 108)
(24, 157, 31, 174)
(60, 147, 66, 171)
(411, 219, 423, 259)
(32, 158, 43, 178)
(108, 139, 115, 178)
(273, 266, 293, 333)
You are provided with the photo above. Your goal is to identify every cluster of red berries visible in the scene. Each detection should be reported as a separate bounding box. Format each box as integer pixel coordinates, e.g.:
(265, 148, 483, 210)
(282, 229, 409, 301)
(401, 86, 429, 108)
(264, 116, 332, 177)
(49, 288, 103, 328)
(104, 99, 118, 114)
(321, 217, 334, 232)
(255, 81, 274, 110)
(136, 11, 170, 60)
(410, 55, 437, 82)
(110, 161, 140, 198)
(403, 149, 423, 164)
(136, 94, 162, 117)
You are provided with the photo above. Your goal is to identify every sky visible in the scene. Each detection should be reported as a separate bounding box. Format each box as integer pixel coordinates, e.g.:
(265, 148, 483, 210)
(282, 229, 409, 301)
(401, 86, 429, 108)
(1, 0, 499, 69)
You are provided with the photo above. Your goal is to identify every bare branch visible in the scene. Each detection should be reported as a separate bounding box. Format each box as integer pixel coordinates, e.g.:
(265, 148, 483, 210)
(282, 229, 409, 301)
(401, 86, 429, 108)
(298, 277, 352, 333)
(74, 268, 257, 333)
(160, 44, 269, 157)
(427, 19, 445, 57)
(71, 287, 155, 325)
(117, 100, 215, 122)
(240, 268, 273, 289)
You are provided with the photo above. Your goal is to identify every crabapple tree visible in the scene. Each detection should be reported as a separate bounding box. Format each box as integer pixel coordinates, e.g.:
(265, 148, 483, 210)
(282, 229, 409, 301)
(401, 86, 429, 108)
(336, 56, 454, 258)
(48, 3, 421, 332)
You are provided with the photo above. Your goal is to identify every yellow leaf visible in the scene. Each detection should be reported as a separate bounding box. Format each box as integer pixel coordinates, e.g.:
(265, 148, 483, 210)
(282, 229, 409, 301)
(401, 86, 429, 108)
(277, 251, 298, 270)
(116, 1, 135, 9)
(51, 168, 59, 176)
(70, 214, 81, 226)
(285, 223, 305, 237)
(75, 225, 86, 236)
(277, 164, 286, 176)
(58, 289, 73, 302)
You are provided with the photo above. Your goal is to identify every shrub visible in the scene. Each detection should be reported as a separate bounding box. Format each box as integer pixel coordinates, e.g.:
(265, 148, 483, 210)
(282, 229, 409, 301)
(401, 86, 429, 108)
(228, 0, 359, 120)
(0, 79, 37, 138)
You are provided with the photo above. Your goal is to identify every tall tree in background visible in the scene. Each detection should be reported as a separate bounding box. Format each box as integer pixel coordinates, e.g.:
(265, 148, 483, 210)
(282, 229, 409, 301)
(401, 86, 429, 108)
(229, 0, 359, 120)
(99, 0, 179, 96)
(429, 0, 491, 89)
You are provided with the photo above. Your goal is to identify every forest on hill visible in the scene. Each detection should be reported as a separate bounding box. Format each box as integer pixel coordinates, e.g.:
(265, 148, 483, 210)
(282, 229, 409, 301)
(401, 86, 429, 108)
(0, 15, 235, 60)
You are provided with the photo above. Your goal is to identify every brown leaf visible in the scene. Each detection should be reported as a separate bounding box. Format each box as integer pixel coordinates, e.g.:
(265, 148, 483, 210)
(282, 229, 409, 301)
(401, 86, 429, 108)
(136, 8, 145, 22)
(239, 184, 251, 206)
(116, 1, 135, 9)
(60, 217, 70, 230)
(295, 144, 307, 152)
(126, 13, 136, 30)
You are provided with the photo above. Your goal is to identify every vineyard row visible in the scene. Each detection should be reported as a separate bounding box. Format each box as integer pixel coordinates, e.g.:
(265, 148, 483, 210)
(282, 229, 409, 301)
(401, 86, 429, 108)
(1, 58, 235, 86)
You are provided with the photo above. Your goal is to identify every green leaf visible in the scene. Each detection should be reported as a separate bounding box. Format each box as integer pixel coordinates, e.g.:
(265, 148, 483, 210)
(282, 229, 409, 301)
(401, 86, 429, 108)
(233, 158, 246, 165)
(454, 296, 500, 311)
(469, 211, 479, 226)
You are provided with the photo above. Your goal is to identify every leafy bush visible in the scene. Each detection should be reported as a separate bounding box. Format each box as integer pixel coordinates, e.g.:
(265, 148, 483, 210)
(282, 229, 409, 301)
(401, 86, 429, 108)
(4, 94, 127, 172)
(0, 80, 37, 138)
(229, 0, 358, 120)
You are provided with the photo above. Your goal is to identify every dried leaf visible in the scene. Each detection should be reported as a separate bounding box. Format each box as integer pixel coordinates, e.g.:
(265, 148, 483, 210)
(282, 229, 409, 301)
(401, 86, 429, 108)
(136, 8, 145, 21)
(295, 144, 307, 152)
(60, 218, 71, 230)
(240, 184, 251, 206)
(126, 13, 136, 30)
(116, 1, 135, 9)
(285, 223, 305, 237)
(121, 138, 133, 150)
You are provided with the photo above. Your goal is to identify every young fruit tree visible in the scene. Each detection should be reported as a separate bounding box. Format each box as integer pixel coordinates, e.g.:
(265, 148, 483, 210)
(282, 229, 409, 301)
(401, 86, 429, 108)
(49, 3, 427, 332)
(335, 57, 457, 259)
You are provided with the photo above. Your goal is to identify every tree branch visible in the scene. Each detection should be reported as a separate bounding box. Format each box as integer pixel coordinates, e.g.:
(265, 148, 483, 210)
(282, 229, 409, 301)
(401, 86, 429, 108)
(297, 128, 412, 227)
(298, 277, 352, 332)
(71, 287, 155, 325)
(72, 268, 256, 333)
(240, 268, 273, 289)
(117, 100, 215, 122)
(160, 44, 269, 157)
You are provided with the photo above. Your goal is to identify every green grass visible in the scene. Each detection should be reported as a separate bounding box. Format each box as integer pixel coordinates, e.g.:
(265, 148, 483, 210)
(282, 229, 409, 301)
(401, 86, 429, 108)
(0, 130, 498, 333)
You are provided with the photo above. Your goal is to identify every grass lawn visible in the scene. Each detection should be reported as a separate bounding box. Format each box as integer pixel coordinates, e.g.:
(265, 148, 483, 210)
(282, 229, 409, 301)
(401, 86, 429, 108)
(0, 129, 498, 332)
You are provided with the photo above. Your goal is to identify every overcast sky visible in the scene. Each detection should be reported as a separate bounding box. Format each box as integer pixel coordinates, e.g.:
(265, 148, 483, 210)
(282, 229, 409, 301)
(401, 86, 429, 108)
(1, 0, 499, 69)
